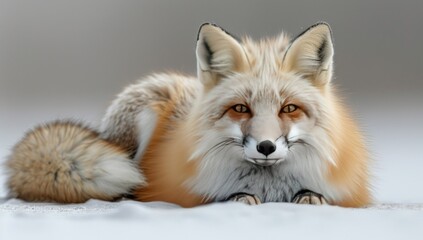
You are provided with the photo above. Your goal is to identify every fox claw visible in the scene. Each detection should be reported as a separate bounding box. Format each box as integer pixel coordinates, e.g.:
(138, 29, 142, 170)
(291, 190, 328, 205)
(226, 193, 261, 205)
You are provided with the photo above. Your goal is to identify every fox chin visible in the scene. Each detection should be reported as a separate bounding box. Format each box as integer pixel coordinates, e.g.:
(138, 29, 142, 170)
(5, 22, 371, 208)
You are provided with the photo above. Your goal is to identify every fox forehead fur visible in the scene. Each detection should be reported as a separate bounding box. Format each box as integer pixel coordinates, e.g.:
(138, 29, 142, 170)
(172, 22, 367, 206)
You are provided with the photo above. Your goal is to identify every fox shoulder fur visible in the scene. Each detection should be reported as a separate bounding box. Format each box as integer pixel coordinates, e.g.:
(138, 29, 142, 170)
(6, 23, 371, 207)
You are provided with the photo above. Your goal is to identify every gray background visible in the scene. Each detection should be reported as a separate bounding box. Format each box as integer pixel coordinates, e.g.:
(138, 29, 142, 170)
(1, 0, 422, 202)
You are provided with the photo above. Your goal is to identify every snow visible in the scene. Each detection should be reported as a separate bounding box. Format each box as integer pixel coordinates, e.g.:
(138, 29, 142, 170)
(0, 199, 422, 240)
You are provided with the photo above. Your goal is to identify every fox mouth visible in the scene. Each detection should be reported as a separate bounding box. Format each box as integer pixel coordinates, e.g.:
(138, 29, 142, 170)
(245, 158, 283, 167)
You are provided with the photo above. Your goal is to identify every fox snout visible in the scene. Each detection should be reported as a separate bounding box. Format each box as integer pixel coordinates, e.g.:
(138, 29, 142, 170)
(243, 136, 288, 167)
(239, 113, 289, 166)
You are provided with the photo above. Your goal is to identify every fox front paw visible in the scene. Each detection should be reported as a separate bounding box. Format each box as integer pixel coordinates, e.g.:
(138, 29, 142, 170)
(226, 193, 262, 205)
(291, 190, 328, 205)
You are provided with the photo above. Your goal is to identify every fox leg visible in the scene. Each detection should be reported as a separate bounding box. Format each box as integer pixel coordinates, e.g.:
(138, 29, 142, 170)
(225, 193, 262, 205)
(291, 189, 328, 205)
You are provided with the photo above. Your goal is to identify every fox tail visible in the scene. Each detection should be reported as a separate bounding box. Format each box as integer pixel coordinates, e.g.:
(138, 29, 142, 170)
(4, 120, 144, 203)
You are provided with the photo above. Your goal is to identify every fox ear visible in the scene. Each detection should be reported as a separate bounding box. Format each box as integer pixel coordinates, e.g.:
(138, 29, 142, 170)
(282, 22, 334, 86)
(196, 23, 249, 89)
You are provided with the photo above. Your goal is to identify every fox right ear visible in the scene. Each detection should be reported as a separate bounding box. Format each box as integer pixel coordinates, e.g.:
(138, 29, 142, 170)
(196, 23, 249, 90)
(282, 22, 334, 86)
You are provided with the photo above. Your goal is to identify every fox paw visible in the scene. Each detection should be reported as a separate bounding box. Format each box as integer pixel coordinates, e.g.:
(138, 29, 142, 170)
(226, 193, 261, 205)
(291, 190, 328, 205)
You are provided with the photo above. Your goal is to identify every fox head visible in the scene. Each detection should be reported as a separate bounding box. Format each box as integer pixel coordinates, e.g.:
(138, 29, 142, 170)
(189, 23, 339, 201)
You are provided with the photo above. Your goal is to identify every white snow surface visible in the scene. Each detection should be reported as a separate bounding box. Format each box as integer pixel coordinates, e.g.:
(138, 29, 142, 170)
(0, 198, 422, 240)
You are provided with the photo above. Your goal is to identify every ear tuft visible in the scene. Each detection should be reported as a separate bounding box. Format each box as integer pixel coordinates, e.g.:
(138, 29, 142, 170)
(196, 23, 248, 88)
(282, 22, 334, 86)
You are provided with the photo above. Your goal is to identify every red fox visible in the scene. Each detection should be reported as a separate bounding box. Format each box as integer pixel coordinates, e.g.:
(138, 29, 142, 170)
(5, 23, 371, 207)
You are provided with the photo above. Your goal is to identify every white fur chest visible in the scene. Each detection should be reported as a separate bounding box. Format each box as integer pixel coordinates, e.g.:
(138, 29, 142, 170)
(189, 152, 343, 203)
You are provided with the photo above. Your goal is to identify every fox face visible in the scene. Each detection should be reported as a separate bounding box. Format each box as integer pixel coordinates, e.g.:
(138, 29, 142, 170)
(208, 73, 328, 167)
(189, 23, 340, 202)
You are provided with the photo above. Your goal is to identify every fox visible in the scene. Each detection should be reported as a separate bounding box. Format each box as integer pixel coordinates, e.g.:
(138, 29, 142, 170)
(5, 22, 371, 207)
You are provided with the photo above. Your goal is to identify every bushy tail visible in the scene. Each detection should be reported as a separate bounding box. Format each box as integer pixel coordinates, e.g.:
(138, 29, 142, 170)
(5, 120, 145, 203)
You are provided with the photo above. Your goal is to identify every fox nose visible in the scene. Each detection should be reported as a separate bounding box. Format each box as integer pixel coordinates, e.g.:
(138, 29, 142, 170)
(256, 140, 276, 157)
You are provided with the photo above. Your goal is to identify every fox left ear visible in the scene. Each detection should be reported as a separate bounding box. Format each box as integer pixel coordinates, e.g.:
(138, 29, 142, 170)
(196, 23, 249, 90)
(282, 22, 334, 86)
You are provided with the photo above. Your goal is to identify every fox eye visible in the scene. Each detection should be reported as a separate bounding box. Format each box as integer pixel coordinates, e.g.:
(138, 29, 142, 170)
(281, 104, 298, 113)
(232, 104, 250, 113)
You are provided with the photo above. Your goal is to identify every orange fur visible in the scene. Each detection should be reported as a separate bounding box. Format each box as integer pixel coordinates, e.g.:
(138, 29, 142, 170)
(134, 98, 204, 207)
(325, 91, 371, 207)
